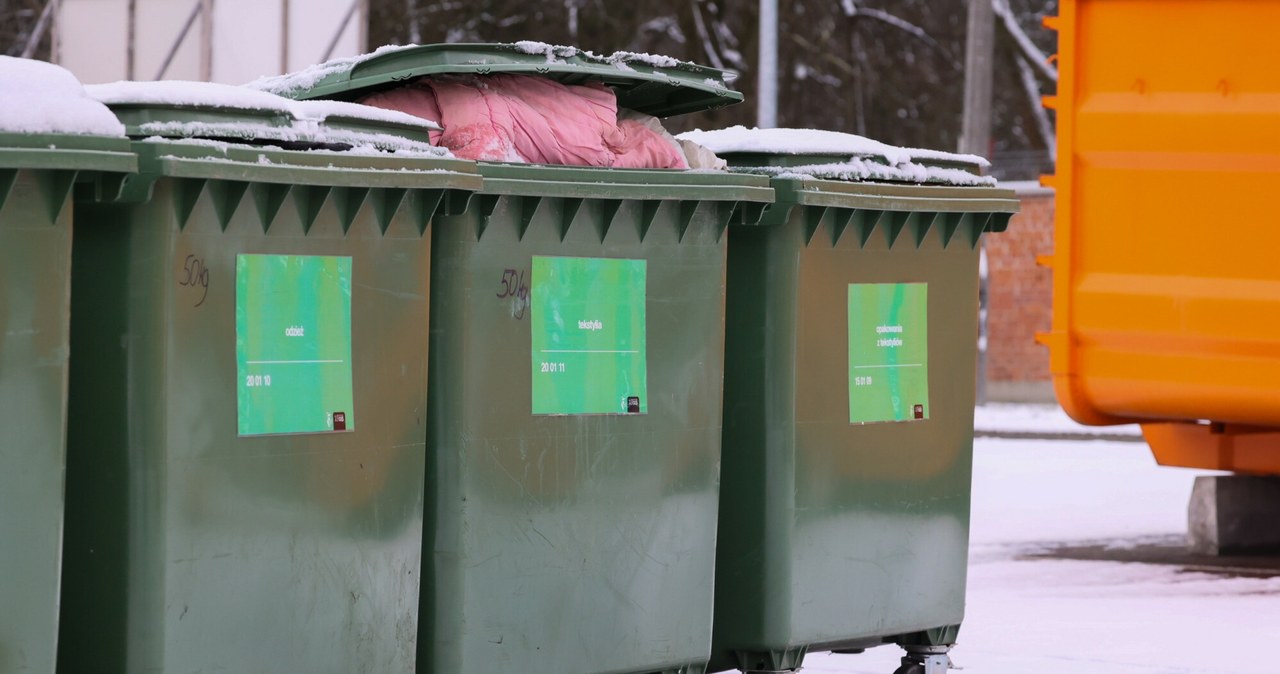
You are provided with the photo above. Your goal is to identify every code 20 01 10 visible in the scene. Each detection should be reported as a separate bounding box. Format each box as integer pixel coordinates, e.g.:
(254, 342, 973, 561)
(245, 374, 273, 387)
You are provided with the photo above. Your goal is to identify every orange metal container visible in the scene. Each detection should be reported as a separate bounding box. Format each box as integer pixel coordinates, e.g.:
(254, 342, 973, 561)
(1044, 0, 1280, 472)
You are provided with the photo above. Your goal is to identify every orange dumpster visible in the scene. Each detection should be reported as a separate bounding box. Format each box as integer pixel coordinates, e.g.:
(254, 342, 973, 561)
(1042, 0, 1280, 472)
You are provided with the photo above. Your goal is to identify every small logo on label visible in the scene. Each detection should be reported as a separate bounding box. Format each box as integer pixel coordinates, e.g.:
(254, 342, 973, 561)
(332, 412, 347, 431)
(626, 397, 640, 414)
(913, 404, 924, 420)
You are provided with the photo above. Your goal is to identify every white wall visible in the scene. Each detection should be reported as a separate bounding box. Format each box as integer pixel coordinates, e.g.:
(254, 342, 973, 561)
(55, 0, 366, 85)
(55, 0, 129, 84)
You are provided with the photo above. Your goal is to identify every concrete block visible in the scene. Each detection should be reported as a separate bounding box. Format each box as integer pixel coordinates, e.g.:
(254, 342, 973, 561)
(1188, 475, 1280, 555)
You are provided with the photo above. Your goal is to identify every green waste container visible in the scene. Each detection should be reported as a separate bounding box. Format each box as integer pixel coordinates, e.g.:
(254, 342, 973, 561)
(263, 44, 775, 674)
(56, 82, 480, 673)
(0, 68, 136, 673)
(687, 129, 1018, 673)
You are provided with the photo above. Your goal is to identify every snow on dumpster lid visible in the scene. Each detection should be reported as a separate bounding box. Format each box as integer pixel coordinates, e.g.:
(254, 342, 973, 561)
(737, 159, 998, 187)
(0, 56, 125, 137)
(289, 99, 440, 130)
(678, 126, 990, 168)
(678, 126, 997, 187)
(248, 42, 742, 118)
(89, 79, 299, 116)
(245, 43, 418, 99)
(85, 79, 443, 152)
(88, 80, 440, 130)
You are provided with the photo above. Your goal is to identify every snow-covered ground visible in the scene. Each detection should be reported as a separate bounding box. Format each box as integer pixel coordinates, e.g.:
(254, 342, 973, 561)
(973, 402, 1143, 437)
(801, 424, 1279, 674)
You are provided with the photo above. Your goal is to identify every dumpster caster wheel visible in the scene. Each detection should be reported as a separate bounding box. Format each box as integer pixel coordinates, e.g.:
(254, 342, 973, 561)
(896, 646, 954, 674)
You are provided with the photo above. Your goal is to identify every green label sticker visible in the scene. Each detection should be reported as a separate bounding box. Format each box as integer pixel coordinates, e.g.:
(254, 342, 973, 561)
(236, 254, 354, 436)
(531, 256, 647, 415)
(848, 283, 929, 424)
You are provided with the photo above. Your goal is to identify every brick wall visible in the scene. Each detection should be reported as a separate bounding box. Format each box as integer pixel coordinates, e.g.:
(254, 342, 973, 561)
(985, 183, 1054, 399)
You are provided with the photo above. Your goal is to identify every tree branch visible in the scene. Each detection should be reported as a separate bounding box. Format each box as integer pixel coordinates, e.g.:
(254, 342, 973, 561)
(689, 0, 725, 70)
(993, 0, 1057, 82)
(841, 0, 945, 54)
(1016, 54, 1056, 162)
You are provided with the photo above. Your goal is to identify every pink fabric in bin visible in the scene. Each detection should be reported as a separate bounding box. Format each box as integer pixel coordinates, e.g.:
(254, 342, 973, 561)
(358, 74, 688, 168)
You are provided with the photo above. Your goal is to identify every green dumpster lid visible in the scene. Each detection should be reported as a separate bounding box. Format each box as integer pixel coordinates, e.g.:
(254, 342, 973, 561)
(677, 126, 996, 187)
(292, 99, 441, 148)
(475, 161, 774, 202)
(0, 131, 137, 173)
(127, 138, 477, 188)
(0, 132, 138, 174)
(86, 80, 443, 153)
(93, 135, 480, 209)
(769, 178, 1019, 214)
(249, 42, 742, 118)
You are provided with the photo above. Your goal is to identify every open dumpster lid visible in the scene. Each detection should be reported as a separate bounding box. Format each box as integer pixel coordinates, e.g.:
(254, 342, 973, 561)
(249, 42, 742, 118)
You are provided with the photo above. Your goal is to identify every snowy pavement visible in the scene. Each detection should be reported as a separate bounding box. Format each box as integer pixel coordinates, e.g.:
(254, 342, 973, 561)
(800, 409, 1280, 674)
(973, 402, 1143, 440)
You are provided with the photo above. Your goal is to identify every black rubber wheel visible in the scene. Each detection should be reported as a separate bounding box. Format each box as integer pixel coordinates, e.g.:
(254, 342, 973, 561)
(893, 664, 926, 674)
